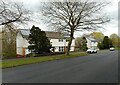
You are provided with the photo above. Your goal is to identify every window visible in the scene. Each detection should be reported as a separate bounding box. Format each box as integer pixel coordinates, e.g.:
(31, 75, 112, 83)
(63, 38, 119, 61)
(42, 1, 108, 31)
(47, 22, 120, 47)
(59, 47, 64, 52)
(59, 39, 63, 42)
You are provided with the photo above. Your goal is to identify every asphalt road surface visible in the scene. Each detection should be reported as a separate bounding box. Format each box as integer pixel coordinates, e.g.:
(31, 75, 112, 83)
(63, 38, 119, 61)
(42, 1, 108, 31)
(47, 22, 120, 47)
(2, 50, 118, 83)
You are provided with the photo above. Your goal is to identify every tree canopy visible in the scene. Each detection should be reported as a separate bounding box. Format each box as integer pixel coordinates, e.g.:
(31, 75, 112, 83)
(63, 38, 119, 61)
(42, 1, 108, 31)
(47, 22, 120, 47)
(28, 25, 52, 54)
(90, 32, 104, 42)
(41, 1, 110, 55)
(75, 37, 82, 48)
(0, 1, 30, 26)
(81, 37, 88, 51)
(2, 24, 16, 59)
(110, 33, 119, 47)
(75, 36, 87, 51)
(102, 36, 113, 49)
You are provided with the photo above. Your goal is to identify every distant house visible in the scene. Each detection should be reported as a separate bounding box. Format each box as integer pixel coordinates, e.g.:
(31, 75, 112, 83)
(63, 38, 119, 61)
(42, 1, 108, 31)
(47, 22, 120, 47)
(85, 37, 98, 49)
(83, 34, 98, 49)
(16, 29, 75, 57)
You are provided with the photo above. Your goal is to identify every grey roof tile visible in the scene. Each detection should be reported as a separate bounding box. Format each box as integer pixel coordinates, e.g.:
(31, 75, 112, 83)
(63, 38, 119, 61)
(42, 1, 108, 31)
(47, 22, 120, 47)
(19, 29, 66, 39)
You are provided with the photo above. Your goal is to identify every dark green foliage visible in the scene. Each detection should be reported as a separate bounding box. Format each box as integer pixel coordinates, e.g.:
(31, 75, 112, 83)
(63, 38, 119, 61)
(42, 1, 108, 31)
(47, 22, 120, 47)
(109, 39, 113, 48)
(81, 37, 88, 51)
(97, 42, 104, 50)
(28, 25, 52, 54)
(98, 36, 114, 50)
(103, 36, 109, 49)
(100, 36, 113, 49)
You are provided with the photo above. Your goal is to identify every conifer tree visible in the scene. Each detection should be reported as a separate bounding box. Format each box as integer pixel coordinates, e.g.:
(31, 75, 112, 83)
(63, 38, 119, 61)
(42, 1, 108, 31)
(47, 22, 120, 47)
(28, 25, 51, 54)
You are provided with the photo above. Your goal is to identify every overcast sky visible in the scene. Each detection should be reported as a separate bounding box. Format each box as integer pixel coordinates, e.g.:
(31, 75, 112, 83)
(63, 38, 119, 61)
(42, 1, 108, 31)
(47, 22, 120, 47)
(9, 0, 120, 37)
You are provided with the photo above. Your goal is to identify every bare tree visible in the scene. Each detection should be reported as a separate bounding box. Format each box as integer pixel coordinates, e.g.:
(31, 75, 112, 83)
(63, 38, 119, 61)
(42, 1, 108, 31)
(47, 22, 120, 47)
(2, 24, 17, 58)
(0, 1, 30, 26)
(0, 1, 30, 58)
(0, 0, 31, 58)
(41, 0, 110, 55)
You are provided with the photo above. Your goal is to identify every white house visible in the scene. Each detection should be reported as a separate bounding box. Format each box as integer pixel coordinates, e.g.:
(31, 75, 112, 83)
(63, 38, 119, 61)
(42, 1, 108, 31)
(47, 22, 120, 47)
(85, 36, 98, 49)
(16, 29, 75, 57)
(45, 31, 75, 52)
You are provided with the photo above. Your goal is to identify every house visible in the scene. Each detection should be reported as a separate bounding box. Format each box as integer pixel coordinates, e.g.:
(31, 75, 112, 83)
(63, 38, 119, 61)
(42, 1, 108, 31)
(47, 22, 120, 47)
(83, 34, 98, 49)
(16, 29, 30, 57)
(16, 29, 75, 57)
(85, 36, 98, 49)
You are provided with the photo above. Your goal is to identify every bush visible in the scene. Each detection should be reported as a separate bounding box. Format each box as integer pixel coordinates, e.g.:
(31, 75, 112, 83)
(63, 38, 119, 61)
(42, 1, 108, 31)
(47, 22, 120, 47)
(2, 52, 16, 59)
(26, 53, 35, 57)
(97, 42, 104, 50)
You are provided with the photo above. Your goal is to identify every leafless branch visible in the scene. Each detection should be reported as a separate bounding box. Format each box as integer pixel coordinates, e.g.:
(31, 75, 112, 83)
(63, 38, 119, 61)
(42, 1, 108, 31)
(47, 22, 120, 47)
(41, 0, 110, 55)
(0, 1, 30, 26)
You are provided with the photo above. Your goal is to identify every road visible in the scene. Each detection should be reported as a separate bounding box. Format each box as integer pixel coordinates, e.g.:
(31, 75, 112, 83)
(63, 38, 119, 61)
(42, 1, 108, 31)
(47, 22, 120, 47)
(2, 50, 118, 83)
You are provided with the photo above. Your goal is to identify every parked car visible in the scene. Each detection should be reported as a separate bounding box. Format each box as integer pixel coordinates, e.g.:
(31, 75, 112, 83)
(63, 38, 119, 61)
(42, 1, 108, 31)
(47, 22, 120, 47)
(109, 47, 115, 51)
(86, 48, 97, 53)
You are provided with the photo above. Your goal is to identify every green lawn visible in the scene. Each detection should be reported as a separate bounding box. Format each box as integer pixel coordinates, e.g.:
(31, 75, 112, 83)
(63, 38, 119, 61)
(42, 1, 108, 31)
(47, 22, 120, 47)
(115, 47, 120, 50)
(1, 52, 88, 69)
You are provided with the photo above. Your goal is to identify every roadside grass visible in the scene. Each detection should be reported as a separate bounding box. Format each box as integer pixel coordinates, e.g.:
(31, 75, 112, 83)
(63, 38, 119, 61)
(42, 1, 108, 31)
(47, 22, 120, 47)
(1, 52, 88, 69)
(115, 47, 120, 50)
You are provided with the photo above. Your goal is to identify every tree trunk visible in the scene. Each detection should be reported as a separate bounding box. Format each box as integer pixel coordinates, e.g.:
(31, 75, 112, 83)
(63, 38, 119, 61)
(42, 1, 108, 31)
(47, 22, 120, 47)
(66, 29, 74, 55)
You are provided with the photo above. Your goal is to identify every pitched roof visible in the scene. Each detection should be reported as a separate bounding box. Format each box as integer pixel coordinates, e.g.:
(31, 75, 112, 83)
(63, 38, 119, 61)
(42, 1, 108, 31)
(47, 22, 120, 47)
(19, 29, 30, 39)
(45, 31, 65, 39)
(19, 29, 66, 39)
(83, 34, 98, 42)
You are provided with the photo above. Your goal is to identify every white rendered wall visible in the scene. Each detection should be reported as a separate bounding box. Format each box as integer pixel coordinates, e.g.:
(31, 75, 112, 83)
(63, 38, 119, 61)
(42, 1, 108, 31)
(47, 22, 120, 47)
(16, 32, 29, 55)
(16, 34, 76, 55)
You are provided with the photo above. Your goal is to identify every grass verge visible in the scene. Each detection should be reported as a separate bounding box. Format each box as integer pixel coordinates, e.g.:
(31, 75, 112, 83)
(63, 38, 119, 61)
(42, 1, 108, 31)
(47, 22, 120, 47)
(1, 52, 88, 69)
(115, 47, 120, 50)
